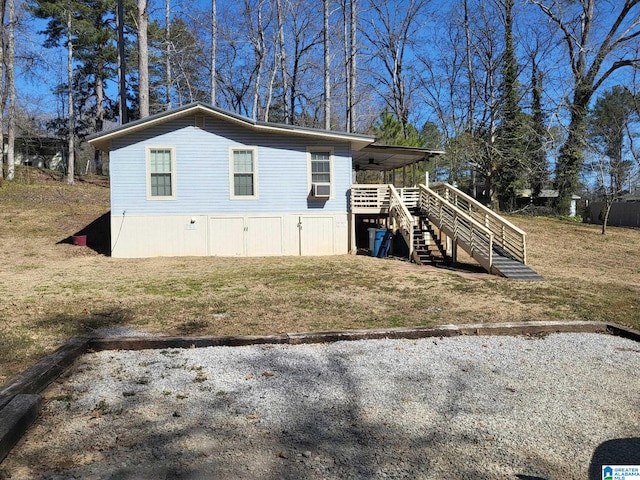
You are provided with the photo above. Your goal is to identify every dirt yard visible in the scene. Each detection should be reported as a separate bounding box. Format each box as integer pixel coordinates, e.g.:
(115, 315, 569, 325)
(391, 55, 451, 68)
(1, 169, 640, 384)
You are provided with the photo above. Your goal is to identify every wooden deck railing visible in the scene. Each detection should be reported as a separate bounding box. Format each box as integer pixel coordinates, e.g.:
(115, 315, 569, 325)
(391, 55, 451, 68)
(388, 185, 415, 251)
(428, 183, 527, 264)
(418, 185, 494, 272)
(350, 184, 390, 212)
(351, 185, 421, 211)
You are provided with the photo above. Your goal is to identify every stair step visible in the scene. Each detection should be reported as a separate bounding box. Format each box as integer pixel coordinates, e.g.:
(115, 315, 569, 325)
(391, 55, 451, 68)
(491, 256, 543, 281)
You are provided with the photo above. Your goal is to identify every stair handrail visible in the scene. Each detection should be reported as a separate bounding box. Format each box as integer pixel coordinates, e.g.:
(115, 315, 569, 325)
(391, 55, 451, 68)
(388, 184, 415, 255)
(427, 182, 527, 264)
(418, 184, 494, 271)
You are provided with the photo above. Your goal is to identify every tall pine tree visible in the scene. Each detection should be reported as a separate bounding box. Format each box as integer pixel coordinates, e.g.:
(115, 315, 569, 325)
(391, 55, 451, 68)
(495, 0, 525, 211)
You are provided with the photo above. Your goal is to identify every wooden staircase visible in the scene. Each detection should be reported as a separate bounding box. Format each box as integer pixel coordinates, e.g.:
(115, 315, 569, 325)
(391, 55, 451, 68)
(381, 183, 543, 280)
(411, 218, 449, 266)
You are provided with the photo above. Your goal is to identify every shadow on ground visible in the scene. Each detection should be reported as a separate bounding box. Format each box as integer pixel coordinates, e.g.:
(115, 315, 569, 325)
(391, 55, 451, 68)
(33, 307, 131, 337)
(57, 211, 110, 256)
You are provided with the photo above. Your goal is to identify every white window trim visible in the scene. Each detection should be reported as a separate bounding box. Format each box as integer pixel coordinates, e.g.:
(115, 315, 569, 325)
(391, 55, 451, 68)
(229, 146, 259, 200)
(307, 147, 334, 199)
(146, 146, 176, 200)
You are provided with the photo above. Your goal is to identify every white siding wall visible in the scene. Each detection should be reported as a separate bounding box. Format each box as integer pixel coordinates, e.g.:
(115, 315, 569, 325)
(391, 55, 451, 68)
(109, 115, 352, 257)
(111, 213, 348, 258)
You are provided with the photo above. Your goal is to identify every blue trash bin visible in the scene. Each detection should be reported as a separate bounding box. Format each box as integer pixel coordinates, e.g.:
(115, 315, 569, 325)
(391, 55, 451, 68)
(369, 228, 387, 257)
(378, 229, 393, 258)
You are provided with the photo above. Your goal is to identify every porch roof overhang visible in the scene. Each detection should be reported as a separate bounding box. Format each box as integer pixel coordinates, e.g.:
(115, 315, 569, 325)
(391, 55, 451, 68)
(352, 144, 445, 171)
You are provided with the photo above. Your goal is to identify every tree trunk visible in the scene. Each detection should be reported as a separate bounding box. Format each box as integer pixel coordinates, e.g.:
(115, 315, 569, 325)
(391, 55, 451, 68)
(601, 202, 612, 235)
(264, 46, 279, 122)
(252, 0, 265, 121)
(555, 94, 589, 214)
(275, 0, 289, 124)
(117, 0, 128, 124)
(210, 0, 216, 105)
(6, 0, 15, 181)
(165, 0, 172, 110)
(94, 62, 104, 174)
(0, 0, 6, 182)
(138, 0, 150, 118)
(463, 0, 474, 133)
(342, 0, 349, 131)
(323, 0, 330, 130)
(66, 11, 75, 185)
(348, 0, 356, 132)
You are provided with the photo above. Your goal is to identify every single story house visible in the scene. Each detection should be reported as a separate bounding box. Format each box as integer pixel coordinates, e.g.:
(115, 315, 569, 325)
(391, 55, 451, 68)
(4, 134, 64, 170)
(89, 102, 439, 258)
(517, 188, 581, 217)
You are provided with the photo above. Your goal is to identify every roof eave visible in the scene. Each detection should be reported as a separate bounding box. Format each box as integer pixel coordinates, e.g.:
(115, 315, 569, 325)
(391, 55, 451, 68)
(88, 102, 375, 153)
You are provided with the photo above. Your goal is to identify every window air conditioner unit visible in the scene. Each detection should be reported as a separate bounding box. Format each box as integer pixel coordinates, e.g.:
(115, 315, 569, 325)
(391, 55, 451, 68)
(312, 182, 331, 198)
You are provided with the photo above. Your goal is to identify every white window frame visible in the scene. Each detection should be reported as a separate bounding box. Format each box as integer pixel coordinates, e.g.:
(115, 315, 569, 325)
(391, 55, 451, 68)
(229, 146, 259, 200)
(146, 146, 176, 200)
(307, 147, 334, 199)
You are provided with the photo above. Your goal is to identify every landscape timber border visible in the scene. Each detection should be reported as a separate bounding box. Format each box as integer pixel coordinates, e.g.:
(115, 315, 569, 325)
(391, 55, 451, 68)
(1, 320, 639, 463)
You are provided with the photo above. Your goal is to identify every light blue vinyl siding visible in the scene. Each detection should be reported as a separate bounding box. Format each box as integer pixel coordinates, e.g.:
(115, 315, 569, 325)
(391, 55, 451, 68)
(110, 116, 352, 216)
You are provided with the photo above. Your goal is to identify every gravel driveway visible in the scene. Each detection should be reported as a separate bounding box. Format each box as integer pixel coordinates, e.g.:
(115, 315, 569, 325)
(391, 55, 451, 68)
(2, 332, 640, 479)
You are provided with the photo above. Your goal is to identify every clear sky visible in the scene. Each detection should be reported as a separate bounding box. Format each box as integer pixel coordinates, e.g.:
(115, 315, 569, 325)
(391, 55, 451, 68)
(13, 0, 636, 131)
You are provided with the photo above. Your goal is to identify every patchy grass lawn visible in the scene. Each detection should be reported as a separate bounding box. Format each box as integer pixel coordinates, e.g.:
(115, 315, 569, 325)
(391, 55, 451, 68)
(1, 169, 639, 384)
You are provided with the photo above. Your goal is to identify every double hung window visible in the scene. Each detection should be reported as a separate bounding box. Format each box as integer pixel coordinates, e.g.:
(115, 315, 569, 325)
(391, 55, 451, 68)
(230, 148, 258, 199)
(147, 147, 175, 199)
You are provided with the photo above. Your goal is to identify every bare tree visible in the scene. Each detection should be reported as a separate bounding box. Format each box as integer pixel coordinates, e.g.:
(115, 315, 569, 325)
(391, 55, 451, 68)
(66, 9, 75, 184)
(117, 0, 127, 123)
(340, 0, 357, 131)
(6, 0, 15, 181)
(361, 0, 431, 138)
(0, 0, 5, 182)
(348, 0, 356, 132)
(250, 0, 266, 120)
(210, 0, 216, 105)
(463, 0, 474, 134)
(288, 1, 323, 125)
(275, 0, 290, 123)
(323, 0, 330, 129)
(531, 0, 640, 214)
(165, 0, 172, 109)
(138, 0, 149, 118)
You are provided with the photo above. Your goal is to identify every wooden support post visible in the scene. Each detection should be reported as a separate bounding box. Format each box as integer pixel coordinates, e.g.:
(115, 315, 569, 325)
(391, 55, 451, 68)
(349, 213, 356, 254)
(425, 159, 429, 186)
